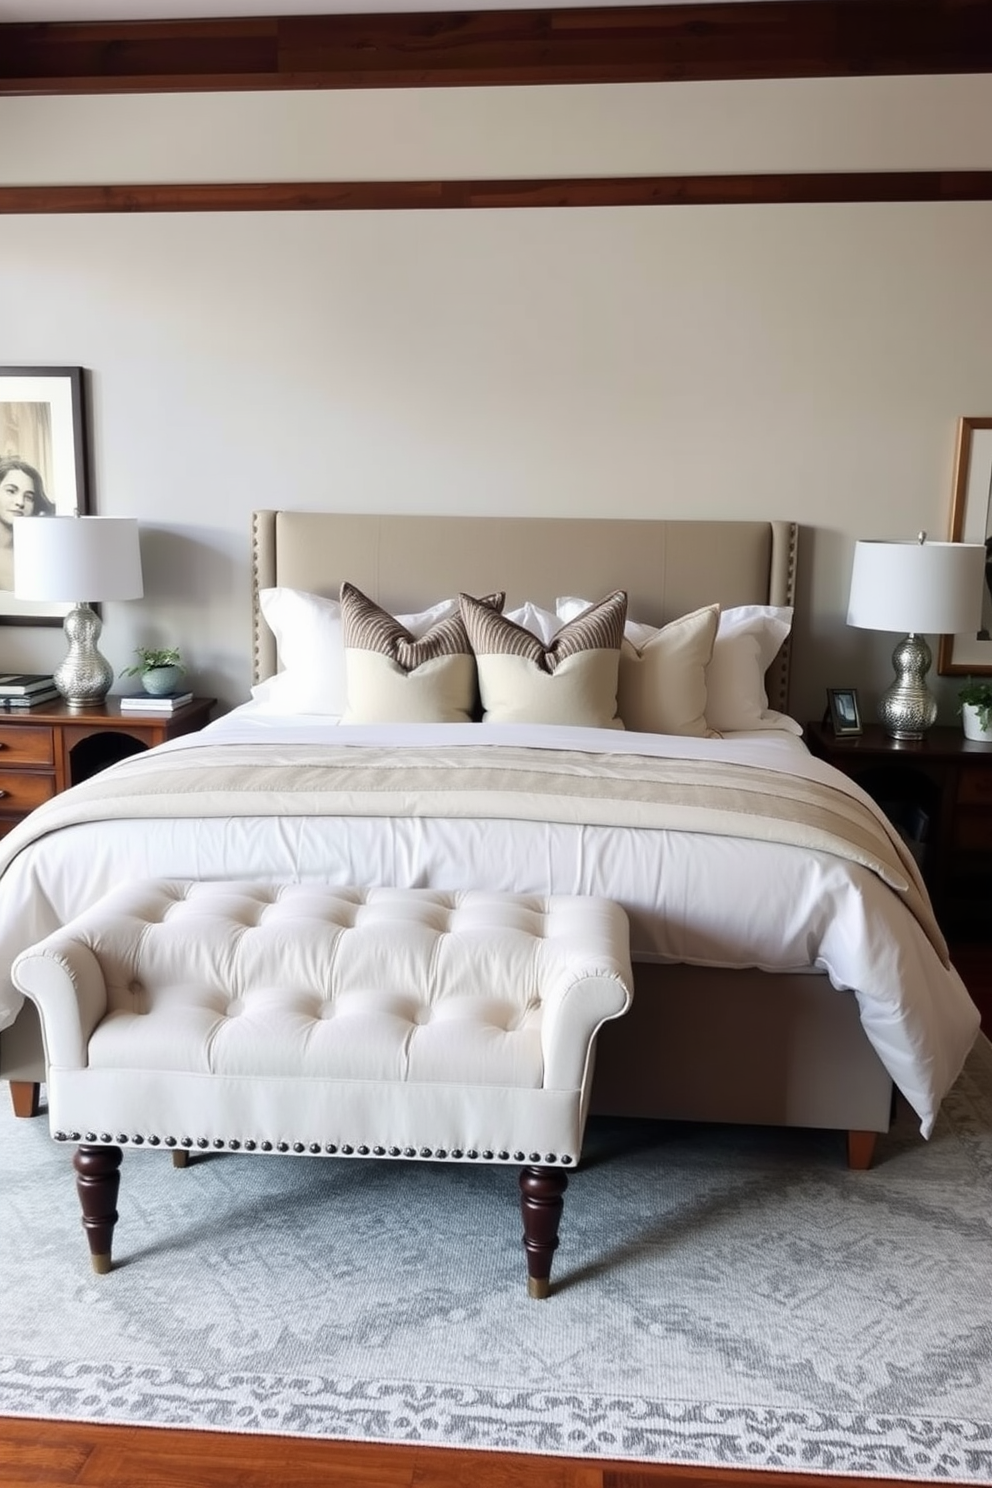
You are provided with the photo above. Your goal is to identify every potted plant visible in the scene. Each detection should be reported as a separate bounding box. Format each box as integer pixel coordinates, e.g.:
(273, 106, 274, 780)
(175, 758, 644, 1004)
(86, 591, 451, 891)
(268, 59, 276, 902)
(957, 677, 992, 742)
(121, 646, 187, 697)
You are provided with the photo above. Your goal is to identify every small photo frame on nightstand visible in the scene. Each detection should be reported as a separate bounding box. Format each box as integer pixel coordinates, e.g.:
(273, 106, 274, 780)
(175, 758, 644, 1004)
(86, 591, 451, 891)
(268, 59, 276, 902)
(826, 687, 863, 737)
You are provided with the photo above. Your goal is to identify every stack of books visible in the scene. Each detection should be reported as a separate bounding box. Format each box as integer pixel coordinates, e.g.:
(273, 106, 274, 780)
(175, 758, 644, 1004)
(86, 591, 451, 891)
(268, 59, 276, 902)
(0, 673, 60, 709)
(119, 689, 194, 714)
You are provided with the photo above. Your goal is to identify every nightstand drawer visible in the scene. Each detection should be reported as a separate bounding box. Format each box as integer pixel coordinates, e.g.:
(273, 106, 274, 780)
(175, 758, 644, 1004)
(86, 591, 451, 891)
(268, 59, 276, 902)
(957, 767, 992, 806)
(0, 770, 57, 815)
(0, 725, 55, 767)
(953, 812, 992, 852)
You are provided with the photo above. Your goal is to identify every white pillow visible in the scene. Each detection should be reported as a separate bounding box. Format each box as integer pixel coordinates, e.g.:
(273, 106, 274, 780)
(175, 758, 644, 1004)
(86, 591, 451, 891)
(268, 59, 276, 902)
(706, 605, 802, 735)
(504, 601, 561, 646)
(252, 587, 458, 716)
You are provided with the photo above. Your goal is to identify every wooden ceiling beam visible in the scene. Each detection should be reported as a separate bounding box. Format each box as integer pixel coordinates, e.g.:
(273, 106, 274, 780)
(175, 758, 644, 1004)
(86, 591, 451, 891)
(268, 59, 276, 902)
(2, 172, 992, 213)
(2, 0, 991, 96)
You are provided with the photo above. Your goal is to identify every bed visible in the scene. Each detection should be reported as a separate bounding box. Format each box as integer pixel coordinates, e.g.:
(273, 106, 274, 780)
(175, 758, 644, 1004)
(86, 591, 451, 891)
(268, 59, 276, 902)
(0, 511, 980, 1167)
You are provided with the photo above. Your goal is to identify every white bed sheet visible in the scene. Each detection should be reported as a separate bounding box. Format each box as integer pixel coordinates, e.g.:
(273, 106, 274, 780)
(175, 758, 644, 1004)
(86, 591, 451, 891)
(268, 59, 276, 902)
(0, 711, 979, 1137)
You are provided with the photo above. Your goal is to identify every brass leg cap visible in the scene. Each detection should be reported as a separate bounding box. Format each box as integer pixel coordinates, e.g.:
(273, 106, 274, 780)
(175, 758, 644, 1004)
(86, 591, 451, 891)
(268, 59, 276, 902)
(527, 1276, 550, 1300)
(90, 1253, 112, 1275)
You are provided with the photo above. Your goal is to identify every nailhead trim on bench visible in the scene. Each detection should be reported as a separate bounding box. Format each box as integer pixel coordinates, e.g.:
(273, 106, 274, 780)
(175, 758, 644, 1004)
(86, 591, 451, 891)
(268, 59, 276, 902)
(54, 1129, 574, 1164)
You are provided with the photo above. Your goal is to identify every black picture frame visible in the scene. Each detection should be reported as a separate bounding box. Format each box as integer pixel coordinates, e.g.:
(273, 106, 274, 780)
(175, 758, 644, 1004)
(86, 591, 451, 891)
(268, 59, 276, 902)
(0, 366, 91, 626)
(826, 687, 863, 737)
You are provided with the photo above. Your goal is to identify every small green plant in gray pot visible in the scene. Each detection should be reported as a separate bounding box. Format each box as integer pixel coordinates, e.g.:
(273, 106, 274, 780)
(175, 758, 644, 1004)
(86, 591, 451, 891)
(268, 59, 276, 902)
(121, 646, 187, 697)
(957, 677, 992, 742)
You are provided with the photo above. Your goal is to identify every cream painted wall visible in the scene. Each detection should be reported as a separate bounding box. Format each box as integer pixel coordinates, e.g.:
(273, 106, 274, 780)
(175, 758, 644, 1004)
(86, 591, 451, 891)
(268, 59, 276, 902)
(1, 79, 991, 721)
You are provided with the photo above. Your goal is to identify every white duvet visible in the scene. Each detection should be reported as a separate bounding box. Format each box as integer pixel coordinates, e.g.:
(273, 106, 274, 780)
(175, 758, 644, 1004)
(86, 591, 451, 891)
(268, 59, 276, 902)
(0, 708, 980, 1137)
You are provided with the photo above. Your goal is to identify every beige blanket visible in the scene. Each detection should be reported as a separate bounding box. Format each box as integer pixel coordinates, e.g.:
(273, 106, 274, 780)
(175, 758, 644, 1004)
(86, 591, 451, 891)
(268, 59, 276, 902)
(0, 739, 946, 961)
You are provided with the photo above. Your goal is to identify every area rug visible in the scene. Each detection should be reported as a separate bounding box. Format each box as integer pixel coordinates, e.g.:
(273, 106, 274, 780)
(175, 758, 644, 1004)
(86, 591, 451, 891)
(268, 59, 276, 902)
(2, 1038, 991, 1482)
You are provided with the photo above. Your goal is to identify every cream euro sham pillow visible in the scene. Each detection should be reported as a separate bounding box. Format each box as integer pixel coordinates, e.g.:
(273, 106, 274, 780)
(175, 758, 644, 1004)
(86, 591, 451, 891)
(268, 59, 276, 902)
(617, 605, 720, 736)
(341, 582, 504, 724)
(461, 590, 626, 728)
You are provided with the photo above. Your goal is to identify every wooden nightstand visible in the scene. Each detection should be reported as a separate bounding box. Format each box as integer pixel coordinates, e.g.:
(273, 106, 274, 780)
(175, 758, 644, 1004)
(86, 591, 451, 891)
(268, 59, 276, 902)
(805, 719, 992, 939)
(0, 696, 216, 839)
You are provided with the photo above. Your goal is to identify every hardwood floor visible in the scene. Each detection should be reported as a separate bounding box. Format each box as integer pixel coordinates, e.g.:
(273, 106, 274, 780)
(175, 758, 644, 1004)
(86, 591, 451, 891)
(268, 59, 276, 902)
(3, 940, 989, 1488)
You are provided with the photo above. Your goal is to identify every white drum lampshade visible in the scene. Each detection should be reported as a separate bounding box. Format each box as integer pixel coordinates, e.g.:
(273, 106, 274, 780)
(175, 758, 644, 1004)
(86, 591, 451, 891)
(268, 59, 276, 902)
(847, 535, 985, 739)
(13, 516, 144, 710)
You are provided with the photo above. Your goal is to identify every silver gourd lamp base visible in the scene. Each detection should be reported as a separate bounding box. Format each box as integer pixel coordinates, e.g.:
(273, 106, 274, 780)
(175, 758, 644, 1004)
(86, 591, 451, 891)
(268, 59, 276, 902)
(53, 602, 114, 710)
(877, 632, 938, 740)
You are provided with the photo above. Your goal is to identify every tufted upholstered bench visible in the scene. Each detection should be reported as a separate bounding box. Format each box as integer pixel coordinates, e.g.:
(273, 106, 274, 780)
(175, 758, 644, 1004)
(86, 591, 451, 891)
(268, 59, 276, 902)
(12, 880, 633, 1297)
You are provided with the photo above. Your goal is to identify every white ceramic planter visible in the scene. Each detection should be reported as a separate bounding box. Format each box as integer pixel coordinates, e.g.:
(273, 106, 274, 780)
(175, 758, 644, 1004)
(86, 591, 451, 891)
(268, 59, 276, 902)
(962, 702, 992, 742)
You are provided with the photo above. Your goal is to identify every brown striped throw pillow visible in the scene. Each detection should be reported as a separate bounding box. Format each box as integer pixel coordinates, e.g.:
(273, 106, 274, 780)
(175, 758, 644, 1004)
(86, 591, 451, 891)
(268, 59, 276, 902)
(340, 582, 503, 724)
(460, 589, 627, 728)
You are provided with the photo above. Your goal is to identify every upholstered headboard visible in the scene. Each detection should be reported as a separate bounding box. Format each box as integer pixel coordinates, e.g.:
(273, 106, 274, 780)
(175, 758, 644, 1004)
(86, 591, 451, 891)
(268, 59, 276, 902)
(251, 512, 798, 712)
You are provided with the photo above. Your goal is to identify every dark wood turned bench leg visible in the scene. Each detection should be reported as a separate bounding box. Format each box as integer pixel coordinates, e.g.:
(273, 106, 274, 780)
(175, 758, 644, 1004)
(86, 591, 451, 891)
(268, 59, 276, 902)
(73, 1144, 123, 1274)
(519, 1165, 568, 1299)
(9, 1080, 40, 1118)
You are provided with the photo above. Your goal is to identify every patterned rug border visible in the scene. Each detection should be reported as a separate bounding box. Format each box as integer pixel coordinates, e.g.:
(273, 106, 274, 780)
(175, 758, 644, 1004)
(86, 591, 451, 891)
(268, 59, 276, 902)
(3, 1356, 992, 1478)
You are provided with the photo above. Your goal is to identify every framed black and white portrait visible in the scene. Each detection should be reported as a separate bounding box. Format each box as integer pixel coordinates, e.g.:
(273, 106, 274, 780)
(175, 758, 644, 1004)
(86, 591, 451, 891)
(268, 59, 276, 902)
(0, 367, 90, 625)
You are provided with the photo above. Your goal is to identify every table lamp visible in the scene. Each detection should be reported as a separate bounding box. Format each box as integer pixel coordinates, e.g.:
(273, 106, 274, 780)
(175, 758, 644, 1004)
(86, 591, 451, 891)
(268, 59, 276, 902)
(846, 532, 985, 740)
(13, 515, 144, 710)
